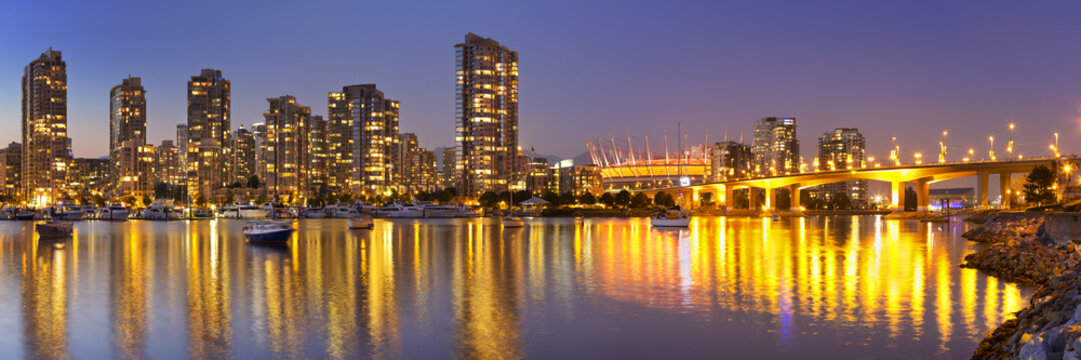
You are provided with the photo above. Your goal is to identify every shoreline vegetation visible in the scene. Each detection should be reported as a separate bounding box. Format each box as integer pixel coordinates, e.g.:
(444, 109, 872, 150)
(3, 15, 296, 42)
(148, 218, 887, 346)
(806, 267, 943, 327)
(960, 212, 1081, 360)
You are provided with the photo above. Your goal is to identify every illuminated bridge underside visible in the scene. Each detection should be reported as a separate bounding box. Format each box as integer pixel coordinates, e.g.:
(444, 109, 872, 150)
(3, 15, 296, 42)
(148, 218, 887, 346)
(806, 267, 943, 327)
(640, 159, 1055, 212)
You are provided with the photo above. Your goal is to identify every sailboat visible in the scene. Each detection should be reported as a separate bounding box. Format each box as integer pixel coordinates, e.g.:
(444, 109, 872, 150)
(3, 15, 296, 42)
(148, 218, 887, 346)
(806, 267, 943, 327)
(36, 190, 73, 238)
(651, 122, 692, 228)
(502, 189, 525, 228)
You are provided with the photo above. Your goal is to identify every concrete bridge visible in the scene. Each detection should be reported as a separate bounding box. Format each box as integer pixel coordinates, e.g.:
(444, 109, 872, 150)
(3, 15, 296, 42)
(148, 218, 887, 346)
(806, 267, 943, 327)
(639, 158, 1056, 212)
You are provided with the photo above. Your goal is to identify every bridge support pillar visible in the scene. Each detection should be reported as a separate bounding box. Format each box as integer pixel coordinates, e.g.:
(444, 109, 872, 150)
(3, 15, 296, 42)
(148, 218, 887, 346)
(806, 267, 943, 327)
(765, 188, 775, 211)
(917, 179, 930, 212)
(749, 187, 759, 211)
(724, 186, 734, 212)
(977, 171, 989, 209)
(789, 185, 801, 212)
(999, 173, 1012, 209)
(891, 181, 906, 212)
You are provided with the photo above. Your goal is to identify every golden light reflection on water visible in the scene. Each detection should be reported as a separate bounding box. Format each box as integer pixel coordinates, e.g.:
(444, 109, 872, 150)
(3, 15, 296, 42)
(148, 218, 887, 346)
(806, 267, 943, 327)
(0, 216, 1034, 358)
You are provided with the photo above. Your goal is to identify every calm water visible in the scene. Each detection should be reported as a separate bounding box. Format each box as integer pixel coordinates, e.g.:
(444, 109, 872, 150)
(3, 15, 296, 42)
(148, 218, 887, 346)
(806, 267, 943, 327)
(0, 216, 1030, 359)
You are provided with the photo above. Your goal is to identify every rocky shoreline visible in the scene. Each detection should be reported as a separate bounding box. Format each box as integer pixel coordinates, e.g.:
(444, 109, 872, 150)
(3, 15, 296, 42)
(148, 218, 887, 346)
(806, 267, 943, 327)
(961, 213, 1081, 359)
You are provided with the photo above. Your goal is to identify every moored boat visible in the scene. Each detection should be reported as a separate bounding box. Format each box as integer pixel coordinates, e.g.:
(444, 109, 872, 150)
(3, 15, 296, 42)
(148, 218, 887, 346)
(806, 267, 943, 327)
(143, 199, 181, 220)
(650, 206, 691, 228)
(243, 221, 295, 243)
(502, 216, 525, 228)
(36, 221, 73, 238)
(347, 214, 374, 229)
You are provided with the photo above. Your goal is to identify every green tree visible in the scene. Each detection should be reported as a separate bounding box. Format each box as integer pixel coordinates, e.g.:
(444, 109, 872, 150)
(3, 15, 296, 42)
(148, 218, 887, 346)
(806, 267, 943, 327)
(142, 195, 153, 207)
(557, 192, 577, 207)
(1023, 165, 1058, 206)
(828, 192, 851, 210)
(629, 192, 650, 208)
(599, 192, 615, 208)
(615, 189, 632, 208)
(194, 194, 207, 208)
(479, 191, 501, 208)
(247, 175, 261, 189)
(578, 192, 597, 205)
(225, 192, 236, 204)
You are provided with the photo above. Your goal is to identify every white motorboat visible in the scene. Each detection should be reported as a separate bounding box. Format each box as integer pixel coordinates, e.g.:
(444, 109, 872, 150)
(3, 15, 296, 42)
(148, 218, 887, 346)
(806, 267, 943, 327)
(218, 202, 269, 219)
(14, 209, 35, 221)
(242, 221, 295, 243)
(303, 207, 327, 218)
(143, 199, 181, 220)
(36, 221, 73, 238)
(377, 203, 424, 218)
(96, 205, 130, 221)
(502, 216, 525, 228)
(650, 206, 691, 228)
(456, 207, 481, 218)
(53, 202, 85, 220)
(326, 206, 358, 218)
(347, 214, 374, 229)
(420, 204, 461, 218)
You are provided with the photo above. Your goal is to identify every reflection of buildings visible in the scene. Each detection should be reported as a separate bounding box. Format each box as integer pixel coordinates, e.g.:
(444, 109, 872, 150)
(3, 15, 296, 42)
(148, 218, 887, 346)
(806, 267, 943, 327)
(185, 224, 233, 359)
(21, 241, 70, 359)
(452, 222, 523, 359)
(111, 231, 151, 359)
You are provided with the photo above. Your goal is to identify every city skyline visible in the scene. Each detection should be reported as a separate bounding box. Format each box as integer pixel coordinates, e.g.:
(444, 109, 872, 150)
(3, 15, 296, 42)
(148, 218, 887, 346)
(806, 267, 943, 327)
(2, 1, 1080, 163)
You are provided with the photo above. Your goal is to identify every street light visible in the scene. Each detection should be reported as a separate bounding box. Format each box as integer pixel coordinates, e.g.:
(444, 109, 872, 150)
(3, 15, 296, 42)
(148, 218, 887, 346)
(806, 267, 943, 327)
(1008, 123, 1015, 159)
(915, 152, 923, 165)
(1054, 132, 1060, 158)
(988, 136, 995, 161)
(940, 130, 948, 163)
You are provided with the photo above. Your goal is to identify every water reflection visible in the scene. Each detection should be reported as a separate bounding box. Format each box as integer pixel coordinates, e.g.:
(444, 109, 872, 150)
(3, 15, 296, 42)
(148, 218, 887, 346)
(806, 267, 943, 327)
(0, 216, 1032, 359)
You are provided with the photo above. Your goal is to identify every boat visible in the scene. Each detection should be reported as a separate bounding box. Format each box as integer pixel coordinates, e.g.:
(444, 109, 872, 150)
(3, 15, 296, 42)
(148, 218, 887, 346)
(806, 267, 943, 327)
(36, 221, 73, 238)
(14, 209, 35, 221)
(242, 221, 295, 243)
(95, 205, 130, 221)
(650, 122, 693, 228)
(327, 205, 359, 218)
(456, 207, 482, 218)
(303, 207, 327, 218)
(265, 207, 294, 219)
(650, 206, 691, 227)
(218, 202, 268, 219)
(53, 202, 86, 220)
(374, 203, 424, 218)
(143, 199, 181, 220)
(0, 209, 13, 220)
(419, 203, 460, 218)
(502, 216, 525, 228)
(347, 214, 374, 229)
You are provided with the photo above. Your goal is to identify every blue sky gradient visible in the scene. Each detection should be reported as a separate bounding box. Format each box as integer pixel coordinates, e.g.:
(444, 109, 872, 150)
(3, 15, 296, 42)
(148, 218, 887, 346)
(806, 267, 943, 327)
(1, 0, 1080, 162)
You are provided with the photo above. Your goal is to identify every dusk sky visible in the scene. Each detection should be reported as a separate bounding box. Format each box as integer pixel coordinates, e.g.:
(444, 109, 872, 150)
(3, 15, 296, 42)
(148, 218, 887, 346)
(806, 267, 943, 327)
(2, 0, 1080, 163)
